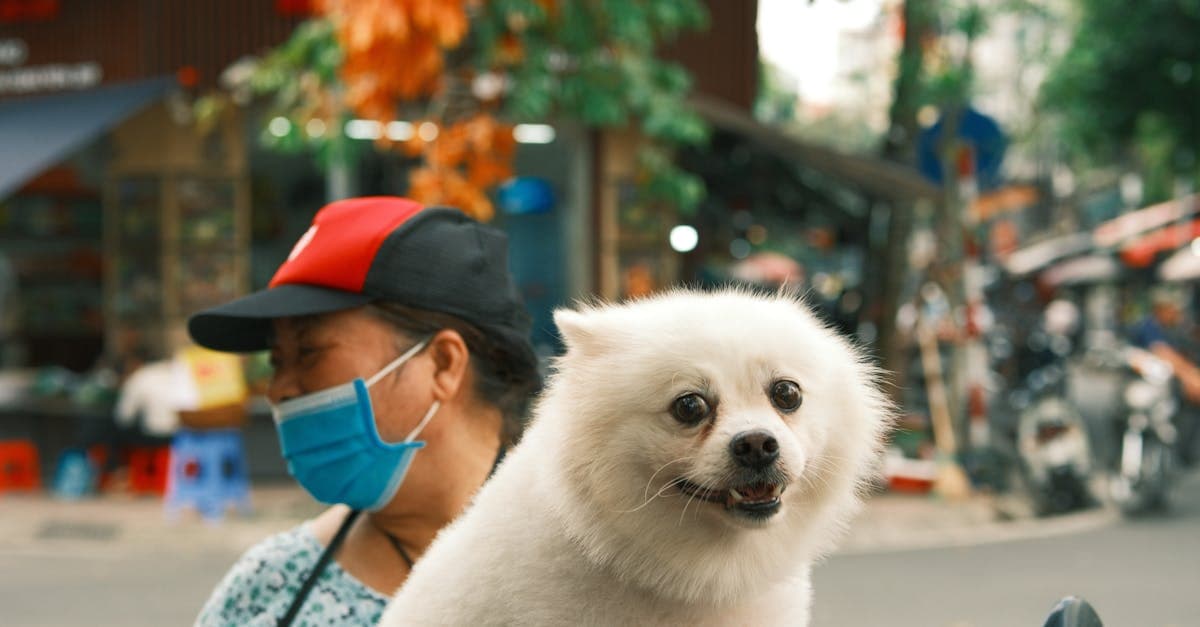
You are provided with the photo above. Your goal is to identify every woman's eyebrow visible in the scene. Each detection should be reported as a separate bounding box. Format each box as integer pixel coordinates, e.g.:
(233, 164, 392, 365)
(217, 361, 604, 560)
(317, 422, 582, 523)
(291, 315, 322, 339)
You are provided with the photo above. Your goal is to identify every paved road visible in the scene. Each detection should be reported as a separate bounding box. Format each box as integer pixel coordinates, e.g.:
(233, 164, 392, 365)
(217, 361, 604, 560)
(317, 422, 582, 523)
(3, 473, 1197, 626)
(813, 471, 1200, 627)
(0, 545, 238, 626)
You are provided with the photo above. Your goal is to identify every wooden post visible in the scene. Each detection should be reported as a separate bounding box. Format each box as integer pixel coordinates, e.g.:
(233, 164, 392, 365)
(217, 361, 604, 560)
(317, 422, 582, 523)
(916, 304, 972, 499)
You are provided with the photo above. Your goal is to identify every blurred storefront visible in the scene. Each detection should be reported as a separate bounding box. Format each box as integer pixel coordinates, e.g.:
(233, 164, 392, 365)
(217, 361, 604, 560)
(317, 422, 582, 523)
(0, 1, 308, 371)
(0, 1, 308, 479)
(592, 0, 938, 344)
(591, 1, 762, 302)
(0, 0, 942, 481)
(0, 0, 786, 369)
(0, 1, 603, 479)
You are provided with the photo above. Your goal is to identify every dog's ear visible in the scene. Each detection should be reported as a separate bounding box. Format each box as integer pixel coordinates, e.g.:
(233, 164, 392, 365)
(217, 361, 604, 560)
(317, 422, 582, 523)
(553, 308, 598, 353)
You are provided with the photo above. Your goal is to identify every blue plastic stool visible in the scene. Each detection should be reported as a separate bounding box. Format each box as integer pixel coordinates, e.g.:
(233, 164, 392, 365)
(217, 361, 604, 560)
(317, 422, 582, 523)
(52, 448, 96, 500)
(165, 429, 252, 522)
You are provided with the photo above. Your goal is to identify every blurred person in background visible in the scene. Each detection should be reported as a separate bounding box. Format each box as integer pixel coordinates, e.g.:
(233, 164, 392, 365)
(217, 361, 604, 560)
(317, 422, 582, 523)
(187, 197, 540, 626)
(1129, 286, 1200, 465)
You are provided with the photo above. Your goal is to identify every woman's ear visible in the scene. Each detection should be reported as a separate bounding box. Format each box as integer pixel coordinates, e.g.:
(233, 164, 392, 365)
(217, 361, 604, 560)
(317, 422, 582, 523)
(428, 329, 471, 402)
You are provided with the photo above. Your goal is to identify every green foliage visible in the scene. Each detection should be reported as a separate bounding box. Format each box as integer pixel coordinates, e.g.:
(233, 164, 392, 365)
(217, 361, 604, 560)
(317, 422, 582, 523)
(954, 3, 988, 40)
(754, 60, 797, 126)
(232, 18, 359, 168)
(236, 1, 711, 213)
(475, 0, 711, 213)
(1042, 0, 1200, 186)
(918, 1, 993, 109)
(638, 144, 705, 210)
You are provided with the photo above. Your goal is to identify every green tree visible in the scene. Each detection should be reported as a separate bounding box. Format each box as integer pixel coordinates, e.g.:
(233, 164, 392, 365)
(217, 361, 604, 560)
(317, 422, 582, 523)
(1041, 0, 1200, 202)
(213, 0, 709, 219)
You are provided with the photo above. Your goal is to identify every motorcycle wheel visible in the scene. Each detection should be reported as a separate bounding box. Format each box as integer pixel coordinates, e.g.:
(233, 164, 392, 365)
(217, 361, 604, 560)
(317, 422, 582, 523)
(1141, 437, 1172, 512)
(1115, 436, 1173, 515)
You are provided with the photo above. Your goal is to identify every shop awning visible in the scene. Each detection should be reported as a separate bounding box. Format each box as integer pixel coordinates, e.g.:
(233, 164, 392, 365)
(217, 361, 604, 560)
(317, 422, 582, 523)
(1041, 253, 1122, 287)
(1093, 194, 1199, 247)
(1119, 218, 1200, 268)
(1003, 232, 1094, 276)
(688, 95, 941, 202)
(1159, 245, 1200, 282)
(0, 77, 175, 200)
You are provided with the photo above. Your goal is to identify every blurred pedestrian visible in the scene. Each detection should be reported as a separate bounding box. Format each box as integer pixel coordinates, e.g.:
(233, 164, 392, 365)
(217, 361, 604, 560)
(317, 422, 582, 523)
(1129, 286, 1200, 464)
(188, 197, 540, 626)
(1130, 287, 1200, 399)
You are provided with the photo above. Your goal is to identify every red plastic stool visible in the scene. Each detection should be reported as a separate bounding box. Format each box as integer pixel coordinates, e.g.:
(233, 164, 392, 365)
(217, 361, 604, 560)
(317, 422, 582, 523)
(128, 446, 171, 496)
(0, 439, 42, 493)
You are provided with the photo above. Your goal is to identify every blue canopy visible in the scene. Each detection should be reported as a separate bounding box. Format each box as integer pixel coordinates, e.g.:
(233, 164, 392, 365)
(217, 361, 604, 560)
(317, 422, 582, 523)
(0, 77, 174, 200)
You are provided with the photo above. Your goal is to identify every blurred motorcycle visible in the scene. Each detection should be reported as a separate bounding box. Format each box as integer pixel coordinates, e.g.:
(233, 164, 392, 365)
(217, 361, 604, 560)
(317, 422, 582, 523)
(1013, 363, 1094, 515)
(1108, 347, 1178, 514)
(1007, 300, 1095, 516)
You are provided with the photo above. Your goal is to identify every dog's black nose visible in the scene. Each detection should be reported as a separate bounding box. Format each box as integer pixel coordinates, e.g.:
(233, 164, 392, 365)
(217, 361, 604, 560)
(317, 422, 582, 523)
(730, 430, 779, 469)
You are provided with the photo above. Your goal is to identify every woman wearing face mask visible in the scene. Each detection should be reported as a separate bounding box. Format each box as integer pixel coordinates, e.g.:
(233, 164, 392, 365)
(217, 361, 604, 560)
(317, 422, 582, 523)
(189, 197, 540, 626)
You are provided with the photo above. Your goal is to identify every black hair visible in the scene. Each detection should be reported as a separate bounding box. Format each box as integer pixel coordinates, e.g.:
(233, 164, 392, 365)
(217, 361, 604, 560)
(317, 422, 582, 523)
(364, 302, 541, 445)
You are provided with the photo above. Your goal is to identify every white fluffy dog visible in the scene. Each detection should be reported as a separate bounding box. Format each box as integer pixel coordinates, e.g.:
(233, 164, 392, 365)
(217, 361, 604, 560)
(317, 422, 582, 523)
(380, 289, 891, 626)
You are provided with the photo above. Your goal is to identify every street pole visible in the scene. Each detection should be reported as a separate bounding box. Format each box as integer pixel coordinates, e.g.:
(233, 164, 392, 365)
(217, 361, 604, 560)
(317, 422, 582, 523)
(327, 127, 354, 202)
(930, 105, 974, 499)
(877, 0, 934, 405)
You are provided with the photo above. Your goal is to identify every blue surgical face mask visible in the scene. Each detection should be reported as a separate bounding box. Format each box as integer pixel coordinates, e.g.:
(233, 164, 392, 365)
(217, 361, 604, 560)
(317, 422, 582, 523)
(272, 339, 438, 511)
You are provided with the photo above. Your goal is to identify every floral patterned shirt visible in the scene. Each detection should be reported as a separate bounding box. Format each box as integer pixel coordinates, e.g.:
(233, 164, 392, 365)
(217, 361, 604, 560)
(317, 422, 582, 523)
(196, 524, 389, 626)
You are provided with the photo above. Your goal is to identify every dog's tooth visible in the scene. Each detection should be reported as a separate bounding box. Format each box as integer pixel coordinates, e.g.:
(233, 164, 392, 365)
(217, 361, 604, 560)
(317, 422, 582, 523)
(771, 484, 783, 498)
(729, 488, 745, 502)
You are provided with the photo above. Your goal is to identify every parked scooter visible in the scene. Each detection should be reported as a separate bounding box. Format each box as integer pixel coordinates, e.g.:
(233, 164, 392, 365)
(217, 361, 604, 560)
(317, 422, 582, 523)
(1012, 363, 1094, 515)
(1009, 301, 1094, 516)
(1109, 347, 1178, 514)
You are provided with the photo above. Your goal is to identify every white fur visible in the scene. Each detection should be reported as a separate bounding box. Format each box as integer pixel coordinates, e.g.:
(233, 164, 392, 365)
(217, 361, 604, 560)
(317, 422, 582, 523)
(380, 289, 892, 626)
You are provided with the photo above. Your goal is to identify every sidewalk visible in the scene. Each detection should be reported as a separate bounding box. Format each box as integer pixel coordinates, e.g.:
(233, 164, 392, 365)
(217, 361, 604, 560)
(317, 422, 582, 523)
(0, 484, 321, 559)
(839, 489, 1118, 554)
(0, 484, 1119, 559)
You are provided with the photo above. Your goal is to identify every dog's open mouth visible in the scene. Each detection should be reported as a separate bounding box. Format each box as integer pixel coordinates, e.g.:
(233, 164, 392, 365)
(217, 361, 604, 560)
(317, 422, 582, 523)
(676, 478, 785, 518)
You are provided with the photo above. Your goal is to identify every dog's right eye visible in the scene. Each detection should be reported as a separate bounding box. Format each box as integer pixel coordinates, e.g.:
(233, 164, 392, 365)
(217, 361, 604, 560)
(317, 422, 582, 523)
(670, 393, 712, 425)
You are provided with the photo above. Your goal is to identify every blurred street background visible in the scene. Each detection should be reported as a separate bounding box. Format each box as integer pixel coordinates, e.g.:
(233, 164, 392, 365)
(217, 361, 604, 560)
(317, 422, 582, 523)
(1, 0, 1199, 625)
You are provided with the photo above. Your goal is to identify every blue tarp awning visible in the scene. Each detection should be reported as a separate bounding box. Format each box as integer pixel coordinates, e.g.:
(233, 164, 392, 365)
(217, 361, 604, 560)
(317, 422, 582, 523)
(0, 77, 175, 200)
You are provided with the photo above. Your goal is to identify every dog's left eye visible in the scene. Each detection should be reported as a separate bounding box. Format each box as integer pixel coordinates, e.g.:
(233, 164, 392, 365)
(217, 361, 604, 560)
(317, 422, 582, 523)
(670, 393, 712, 425)
(770, 380, 803, 412)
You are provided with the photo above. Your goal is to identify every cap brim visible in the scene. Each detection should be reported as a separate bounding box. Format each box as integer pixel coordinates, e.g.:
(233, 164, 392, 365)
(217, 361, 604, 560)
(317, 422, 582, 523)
(187, 284, 373, 352)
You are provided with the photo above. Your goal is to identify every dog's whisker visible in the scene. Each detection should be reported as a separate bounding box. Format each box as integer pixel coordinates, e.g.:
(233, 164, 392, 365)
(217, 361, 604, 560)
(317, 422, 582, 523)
(809, 452, 854, 464)
(805, 458, 844, 488)
(614, 455, 697, 515)
(678, 485, 698, 526)
(677, 473, 711, 526)
(678, 470, 734, 525)
(693, 470, 736, 521)
(616, 477, 688, 514)
(642, 455, 697, 503)
(798, 464, 837, 496)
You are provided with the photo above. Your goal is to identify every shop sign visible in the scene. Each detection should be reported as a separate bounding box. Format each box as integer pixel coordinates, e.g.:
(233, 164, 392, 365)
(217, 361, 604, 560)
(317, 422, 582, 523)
(0, 61, 101, 94)
(0, 37, 102, 95)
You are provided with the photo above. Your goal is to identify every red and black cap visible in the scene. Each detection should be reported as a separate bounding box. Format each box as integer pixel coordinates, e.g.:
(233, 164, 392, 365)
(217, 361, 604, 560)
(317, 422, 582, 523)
(187, 196, 532, 354)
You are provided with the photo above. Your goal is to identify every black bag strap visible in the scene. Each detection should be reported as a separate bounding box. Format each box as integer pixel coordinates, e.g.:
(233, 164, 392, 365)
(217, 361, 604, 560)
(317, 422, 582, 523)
(277, 509, 362, 627)
(277, 445, 505, 626)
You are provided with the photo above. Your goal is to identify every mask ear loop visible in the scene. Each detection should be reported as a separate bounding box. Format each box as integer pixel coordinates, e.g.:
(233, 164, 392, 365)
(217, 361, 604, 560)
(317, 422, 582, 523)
(403, 400, 441, 443)
(365, 338, 431, 388)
